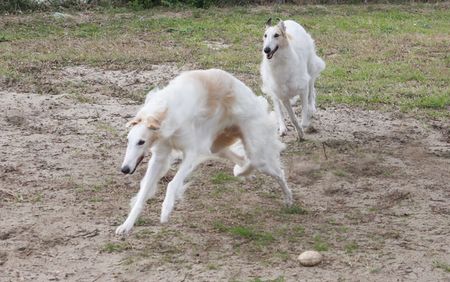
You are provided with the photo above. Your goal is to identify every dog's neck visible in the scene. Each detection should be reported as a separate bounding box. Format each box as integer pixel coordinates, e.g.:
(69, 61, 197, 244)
(264, 44, 298, 67)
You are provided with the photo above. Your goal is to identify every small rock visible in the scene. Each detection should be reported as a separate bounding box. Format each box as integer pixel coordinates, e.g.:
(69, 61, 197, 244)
(298, 250, 322, 266)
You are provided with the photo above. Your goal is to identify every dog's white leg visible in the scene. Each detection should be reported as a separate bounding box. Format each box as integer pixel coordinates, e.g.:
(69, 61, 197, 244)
(281, 98, 304, 140)
(258, 163, 293, 207)
(233, 162, 254, 177)
(217, 147, 246, 167)
(273, 98, 288, 136)
(129, 154, 171, 208)
(299, 84, 312, 129)
(307, 79, 317, 119)
(160, 152, 199, 223)
(116, 146, 171, 235)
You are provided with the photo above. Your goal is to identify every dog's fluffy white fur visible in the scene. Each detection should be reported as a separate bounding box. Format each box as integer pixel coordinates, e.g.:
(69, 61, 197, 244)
(261, 19, 325, 139)
(116, 69, 292, 235)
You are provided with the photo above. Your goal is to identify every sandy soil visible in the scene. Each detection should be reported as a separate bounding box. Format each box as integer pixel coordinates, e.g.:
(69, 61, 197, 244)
(0, 65, 449, 282)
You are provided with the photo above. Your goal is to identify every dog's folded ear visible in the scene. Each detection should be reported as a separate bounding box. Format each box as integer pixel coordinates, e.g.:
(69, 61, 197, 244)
(277, 19, 286, 33)
(146, 109, 167, 130)
(126, 118, 141, 128)
(146, 117, 161, 130)
(265, 18, 272, 27)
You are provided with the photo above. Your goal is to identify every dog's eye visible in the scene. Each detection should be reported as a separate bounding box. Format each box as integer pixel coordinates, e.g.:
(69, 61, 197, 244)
(274, 33, 280, 38)
(264, 34, 267, 38)
(137, 140, 145, 145)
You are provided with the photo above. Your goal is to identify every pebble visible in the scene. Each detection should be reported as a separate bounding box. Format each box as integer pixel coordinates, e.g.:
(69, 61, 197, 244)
(298, 250, 322, 266)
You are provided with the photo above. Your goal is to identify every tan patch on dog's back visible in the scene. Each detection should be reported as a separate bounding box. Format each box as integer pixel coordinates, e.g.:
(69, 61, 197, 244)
(190, 70, 236, 118)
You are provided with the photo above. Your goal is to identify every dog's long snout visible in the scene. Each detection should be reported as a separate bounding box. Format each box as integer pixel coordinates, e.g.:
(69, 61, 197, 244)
(121, 166, 131, 174)
(264, 47, 271, 54)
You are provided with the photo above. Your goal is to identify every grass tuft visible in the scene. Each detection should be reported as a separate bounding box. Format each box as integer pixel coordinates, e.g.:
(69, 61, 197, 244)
(433, 261, 450, 273)
(313, 235, 329, 252)
(344, 241, 359, 254)
(281, 204, 308, 215)
(211, 171, 239, 185)
(101, 242, 132, 253)
(213, 221, 275, 246)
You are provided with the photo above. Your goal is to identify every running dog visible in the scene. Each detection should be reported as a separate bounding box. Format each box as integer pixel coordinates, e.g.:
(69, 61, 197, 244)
(116, 69, 292, 235)
(261, 18, 325, 139)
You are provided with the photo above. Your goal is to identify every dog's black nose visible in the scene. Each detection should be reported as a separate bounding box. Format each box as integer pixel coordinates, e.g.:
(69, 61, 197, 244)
(264, 47, 271, 54)
(121, 166, 130, 174)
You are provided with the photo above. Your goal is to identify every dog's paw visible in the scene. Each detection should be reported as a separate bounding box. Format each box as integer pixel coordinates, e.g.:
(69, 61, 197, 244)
(160, 213, 170, 224)
(115, 223, 133, 235)
(233, 164, 243, 177)
(301, 120, 311, 129)
(284, 195, 293, 207)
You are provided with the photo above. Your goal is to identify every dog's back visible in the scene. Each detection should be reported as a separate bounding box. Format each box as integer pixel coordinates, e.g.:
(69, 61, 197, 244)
(172, 69, 269, 124)
(284, 20, 325, 78)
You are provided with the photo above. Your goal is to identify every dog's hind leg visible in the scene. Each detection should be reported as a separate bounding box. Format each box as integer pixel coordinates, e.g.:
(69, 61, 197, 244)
(160, 152, 200, 223)
(116, 145, 171, 235)
(299, 84, 312, 130)
(217, 147, 246, 167)
(258, 162, 293, 207)
(307, 78, 317, 119)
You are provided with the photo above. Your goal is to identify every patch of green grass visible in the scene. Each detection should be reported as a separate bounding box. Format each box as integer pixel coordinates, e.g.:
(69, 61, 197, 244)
(344, 241, 359, 254)
(101, 242, 132, 253)
(333, 169, 347, 177)
(135, 217, 151, 226)
(207, 263, 219, 270)
(281, 204, 308, 215)
(313, 235, 329, 252)
(433, 261, 450, 273)
(89, 196, 103, 203)
(228, 226, 274, 245)
(212, 220, 228, 232)
(336, 226, 349, 233)
(213, 221, 275, 246)
(415, 94, 450, 109)
(211, 171, 238, 185)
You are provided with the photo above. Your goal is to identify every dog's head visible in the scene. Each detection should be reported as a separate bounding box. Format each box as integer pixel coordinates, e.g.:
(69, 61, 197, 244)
(263, 18, 288, 60)
(120, 113, 164, 175)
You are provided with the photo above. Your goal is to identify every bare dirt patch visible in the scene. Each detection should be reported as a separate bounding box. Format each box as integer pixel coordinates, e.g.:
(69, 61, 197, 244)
(0, 66, 449, 281)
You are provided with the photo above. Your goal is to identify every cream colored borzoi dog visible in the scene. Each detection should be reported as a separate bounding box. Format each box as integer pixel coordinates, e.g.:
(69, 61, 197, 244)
(261, 18, 325, 139)
(116, 69, 292, 235)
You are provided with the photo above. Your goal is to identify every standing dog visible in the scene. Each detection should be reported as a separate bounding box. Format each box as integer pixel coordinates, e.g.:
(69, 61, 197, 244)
(261, 18, 325, 139)
(116, 69, 292, 235)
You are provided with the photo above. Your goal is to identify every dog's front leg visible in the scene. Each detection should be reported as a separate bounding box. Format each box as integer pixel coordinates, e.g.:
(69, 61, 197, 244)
(281, 98, 304, 141)
(160, 152, 199, 223)
(273, 97, 288, 137)
(116, 146, 171, 235)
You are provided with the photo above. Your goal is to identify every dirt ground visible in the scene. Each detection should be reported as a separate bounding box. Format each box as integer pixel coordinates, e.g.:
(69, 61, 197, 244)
(1, 65, 449, 282)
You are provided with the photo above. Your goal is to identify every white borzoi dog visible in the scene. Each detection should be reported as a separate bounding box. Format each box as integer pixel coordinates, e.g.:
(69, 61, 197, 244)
(116, 69, 292, 235)
(261, 18, 325, 139)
